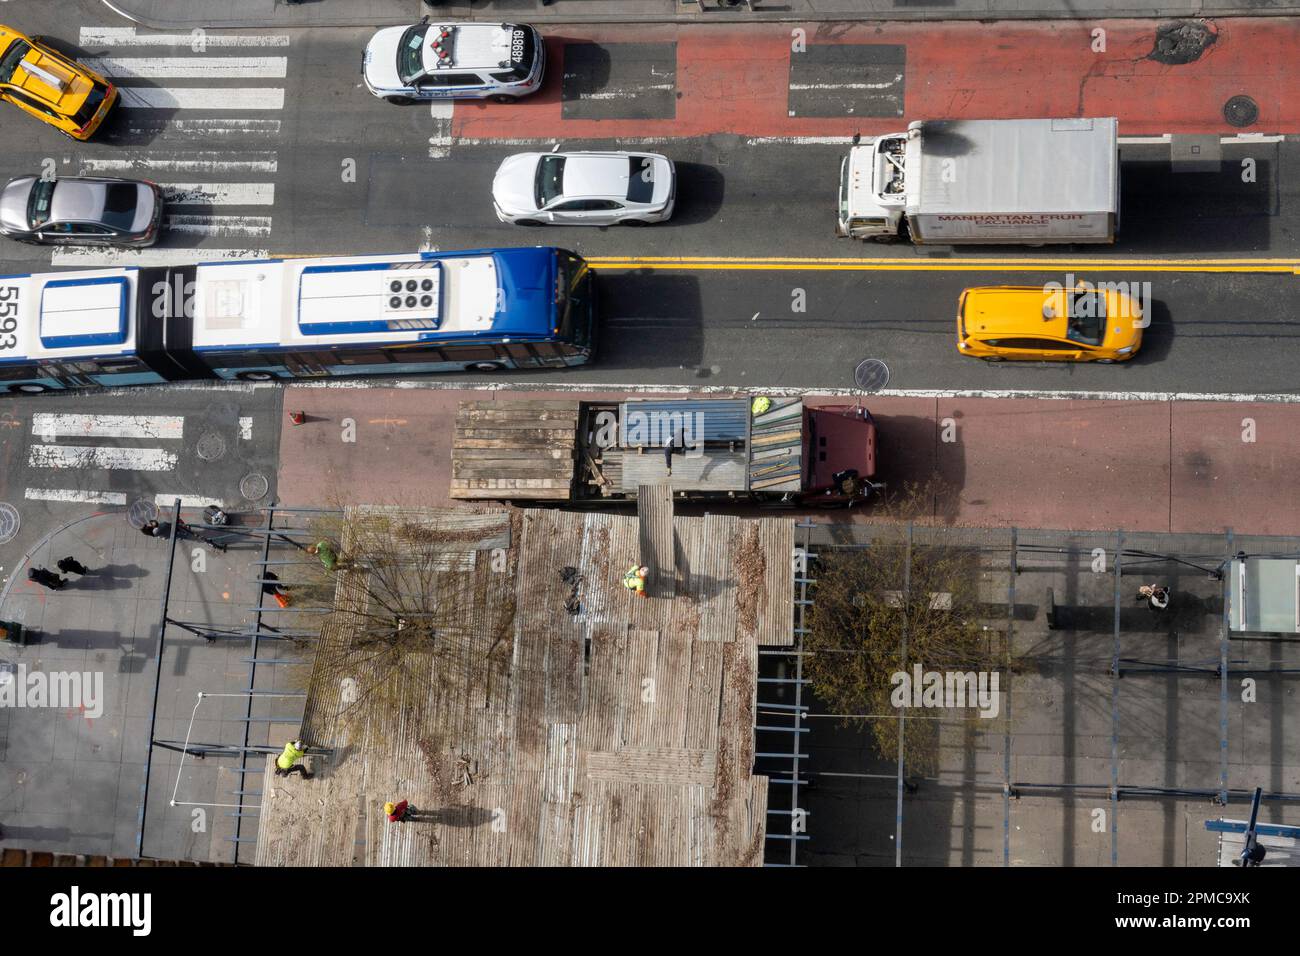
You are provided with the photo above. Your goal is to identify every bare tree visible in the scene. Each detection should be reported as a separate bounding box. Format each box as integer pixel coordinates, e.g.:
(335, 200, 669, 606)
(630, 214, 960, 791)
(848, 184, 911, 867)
(293, 507, 518, 735)
(803, 480, 1007, 774)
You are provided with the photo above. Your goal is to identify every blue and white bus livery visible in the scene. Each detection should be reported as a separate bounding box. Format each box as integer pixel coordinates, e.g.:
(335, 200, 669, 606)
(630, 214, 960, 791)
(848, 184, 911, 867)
(0, 246, 595, 394)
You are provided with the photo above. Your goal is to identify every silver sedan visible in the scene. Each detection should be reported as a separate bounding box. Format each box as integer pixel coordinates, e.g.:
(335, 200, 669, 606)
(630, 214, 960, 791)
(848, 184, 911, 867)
(492, 150, 675, 226)
(0, 175, 164, 247)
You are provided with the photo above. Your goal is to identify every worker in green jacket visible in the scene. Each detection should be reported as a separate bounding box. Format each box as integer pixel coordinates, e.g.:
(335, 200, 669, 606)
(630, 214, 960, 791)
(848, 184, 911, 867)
(307, 541, 338, 571)
(275, 738, 313, 779)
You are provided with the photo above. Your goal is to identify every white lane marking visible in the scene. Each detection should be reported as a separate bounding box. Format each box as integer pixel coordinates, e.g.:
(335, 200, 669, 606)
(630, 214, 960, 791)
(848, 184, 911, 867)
(457, 136, 676, 147)
(81, 153, 278, 174)
(29, 445, 178, 471)
(80, 27, 291, 47)
(24, 488, 128, 506)
(573, 85, 674, 100)
(165, 215, 273, 238)
(789, 76, 903, 91)
(280, 379, 1300, 405)
(31, 413, 184, 440)
(428, 100, 454, 159)
(154, 493, 215, 508)
(747, 136, 856, 145)
(163, 183, 275, 206)
(124, 118, 282, 139)
(85, 56, 288, 79)
(118, 88, 286, 110)
(239, 417, 253, 440)
(51, 247, 270, 267)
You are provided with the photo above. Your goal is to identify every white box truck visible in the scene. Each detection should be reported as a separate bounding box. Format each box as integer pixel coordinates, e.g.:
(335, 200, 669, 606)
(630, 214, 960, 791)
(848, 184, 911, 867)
(836, 117, 1119, 245)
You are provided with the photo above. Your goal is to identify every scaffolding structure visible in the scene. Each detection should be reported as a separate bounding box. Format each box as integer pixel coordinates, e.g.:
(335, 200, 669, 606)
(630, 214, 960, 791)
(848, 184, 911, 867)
(137, 503, 339, 863)
(785, 522, 1300, 866)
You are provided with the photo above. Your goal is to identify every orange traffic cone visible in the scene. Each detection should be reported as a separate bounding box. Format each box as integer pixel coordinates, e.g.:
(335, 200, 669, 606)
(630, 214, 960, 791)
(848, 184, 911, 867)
(274, 592, 291, 609)
(288, 410, 306, 426)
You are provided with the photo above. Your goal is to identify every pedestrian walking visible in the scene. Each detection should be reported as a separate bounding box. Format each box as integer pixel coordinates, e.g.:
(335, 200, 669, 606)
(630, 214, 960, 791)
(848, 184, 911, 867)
(274, 739, 313, 779)
(262, 570, 292, 608)
(27, 567, 66, 591)
(56, 556, 88, 576)
(307, 540, 338, 572)
(384, 800, 417, 823)
(140, 519, 168, 539)
(622, 565, 649, 598)
(1136, 584, 1170, 611)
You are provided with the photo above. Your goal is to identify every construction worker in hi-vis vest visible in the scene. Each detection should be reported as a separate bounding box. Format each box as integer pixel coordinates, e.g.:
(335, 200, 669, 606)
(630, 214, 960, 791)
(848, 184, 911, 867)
(275, 739, 312, 778)
(623, 565, 649, 598)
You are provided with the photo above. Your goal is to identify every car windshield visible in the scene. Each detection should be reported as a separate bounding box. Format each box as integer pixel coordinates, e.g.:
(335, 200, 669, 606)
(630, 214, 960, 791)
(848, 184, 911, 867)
(1064, 290, 1106, 345)
(0, 39, 32, 84)
(98, 183, 140, 231)
(535, 156, 565, 207)
(626, 156, 655, 203)
(396, 25, 429, 84)
(27, 180, 54, 228)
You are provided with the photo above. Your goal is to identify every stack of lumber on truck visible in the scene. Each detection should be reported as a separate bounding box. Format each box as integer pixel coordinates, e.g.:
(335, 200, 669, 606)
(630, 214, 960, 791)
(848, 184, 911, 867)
(450, 400, 579, 500)
(747, 397, 803, 493)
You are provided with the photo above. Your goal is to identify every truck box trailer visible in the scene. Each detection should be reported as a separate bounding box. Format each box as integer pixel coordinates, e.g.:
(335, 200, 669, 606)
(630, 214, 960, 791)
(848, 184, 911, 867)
(837, 117, 1119, 245)
(449, 396, 879, 506)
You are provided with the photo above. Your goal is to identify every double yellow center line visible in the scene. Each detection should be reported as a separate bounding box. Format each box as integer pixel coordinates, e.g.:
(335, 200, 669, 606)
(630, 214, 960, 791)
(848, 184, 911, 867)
(587, 255, 1300, 274)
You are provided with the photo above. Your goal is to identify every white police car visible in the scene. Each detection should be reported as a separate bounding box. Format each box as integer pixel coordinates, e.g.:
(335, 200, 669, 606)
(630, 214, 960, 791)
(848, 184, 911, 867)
(362, 19, 544, 105)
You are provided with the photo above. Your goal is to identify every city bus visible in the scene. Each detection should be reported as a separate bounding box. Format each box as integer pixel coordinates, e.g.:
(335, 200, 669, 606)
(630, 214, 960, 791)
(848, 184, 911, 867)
(0, 246, 595, 393)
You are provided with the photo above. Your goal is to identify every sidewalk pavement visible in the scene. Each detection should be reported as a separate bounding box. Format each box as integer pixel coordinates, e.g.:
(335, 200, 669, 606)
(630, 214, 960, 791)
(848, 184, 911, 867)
(100, 0, 1300, 30)
(0, 509, 280, 859)
(278, 384, 1300, 535)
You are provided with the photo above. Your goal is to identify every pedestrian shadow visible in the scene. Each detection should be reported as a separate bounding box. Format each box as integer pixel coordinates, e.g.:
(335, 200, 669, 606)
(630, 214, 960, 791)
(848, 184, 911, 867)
(409, 806, 495, 828)
(69, 564, 149, 590)
(31, 629, 142, 653)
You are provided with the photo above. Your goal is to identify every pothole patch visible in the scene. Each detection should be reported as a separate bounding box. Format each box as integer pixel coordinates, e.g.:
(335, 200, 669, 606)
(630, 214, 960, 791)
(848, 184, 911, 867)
(1148, 21, 1217, 65)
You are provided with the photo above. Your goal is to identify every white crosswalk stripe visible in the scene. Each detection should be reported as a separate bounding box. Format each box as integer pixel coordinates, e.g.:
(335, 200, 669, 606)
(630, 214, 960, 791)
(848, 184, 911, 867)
(162, 183, 276, 206)
(64, 26, 289, 267)
(50, 246, 271, 267)
(81, 27, 290, 47)
(24, 411, 238, 508)
(81, 154, 279, 174)
(84, 56, 288, 79)
(118, 87, 286, 110)
(165, 215, 274, 238)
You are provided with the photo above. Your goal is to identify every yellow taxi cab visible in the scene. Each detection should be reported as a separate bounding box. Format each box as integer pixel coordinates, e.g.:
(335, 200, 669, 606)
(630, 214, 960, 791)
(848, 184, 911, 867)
(0, 25, 116, 140)
(956, 283, 1143, 363)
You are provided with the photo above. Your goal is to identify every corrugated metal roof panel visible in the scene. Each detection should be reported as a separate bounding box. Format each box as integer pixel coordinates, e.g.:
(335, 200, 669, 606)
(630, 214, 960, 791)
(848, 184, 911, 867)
(618, 399, 749, 446)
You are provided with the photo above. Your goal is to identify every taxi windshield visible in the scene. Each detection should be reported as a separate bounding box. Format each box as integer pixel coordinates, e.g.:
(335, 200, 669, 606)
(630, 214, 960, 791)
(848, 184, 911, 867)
(1064, 291, 1106, 345)
(397, 25, 429, 84)
(0, 39, 32, 84)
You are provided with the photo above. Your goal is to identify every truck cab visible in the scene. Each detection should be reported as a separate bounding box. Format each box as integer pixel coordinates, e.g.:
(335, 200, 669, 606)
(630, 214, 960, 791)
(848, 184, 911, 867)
(836, 133, 908, 240)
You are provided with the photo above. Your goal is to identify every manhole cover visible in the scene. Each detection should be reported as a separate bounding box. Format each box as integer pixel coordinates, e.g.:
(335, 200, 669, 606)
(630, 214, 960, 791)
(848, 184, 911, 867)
(240, 473, 269, 501)
(196, 432, 227, 462)
(853, 359, 891, 393)
(127, 498, 159, 529)
(0, 503, 19, 545)
(1223, 95, 1258, 128)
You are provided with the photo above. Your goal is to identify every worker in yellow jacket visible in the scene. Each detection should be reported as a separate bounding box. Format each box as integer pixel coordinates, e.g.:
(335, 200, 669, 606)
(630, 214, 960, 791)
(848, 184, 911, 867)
(623, 565, 649, 598)
(275, 738, 313, 779)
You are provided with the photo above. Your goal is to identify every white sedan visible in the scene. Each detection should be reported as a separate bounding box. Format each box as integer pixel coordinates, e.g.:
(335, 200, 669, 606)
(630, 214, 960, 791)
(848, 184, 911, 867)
(492, 150, 676, 226)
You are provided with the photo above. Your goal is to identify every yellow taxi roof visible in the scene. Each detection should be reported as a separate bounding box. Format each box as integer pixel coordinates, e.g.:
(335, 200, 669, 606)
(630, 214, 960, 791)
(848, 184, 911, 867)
(0, 27, 94, 109)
